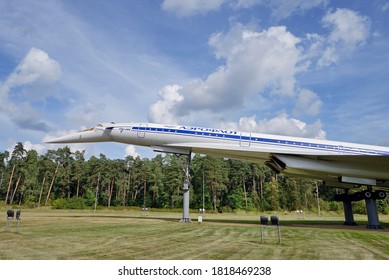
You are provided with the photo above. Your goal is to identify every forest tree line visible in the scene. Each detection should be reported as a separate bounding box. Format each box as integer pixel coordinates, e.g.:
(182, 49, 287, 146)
(1, 142, 388, 214)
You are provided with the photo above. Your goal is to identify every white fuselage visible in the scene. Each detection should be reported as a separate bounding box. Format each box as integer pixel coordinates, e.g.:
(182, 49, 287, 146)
(48, 122, 389, 189)
(102, 122, 389, 156)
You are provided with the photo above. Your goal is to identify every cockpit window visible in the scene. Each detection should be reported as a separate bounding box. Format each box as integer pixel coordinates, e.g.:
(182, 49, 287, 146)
(97, 124, 104, 127)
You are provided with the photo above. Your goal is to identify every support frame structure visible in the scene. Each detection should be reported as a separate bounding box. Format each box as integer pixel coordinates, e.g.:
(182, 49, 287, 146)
(335, 187, 386, 229)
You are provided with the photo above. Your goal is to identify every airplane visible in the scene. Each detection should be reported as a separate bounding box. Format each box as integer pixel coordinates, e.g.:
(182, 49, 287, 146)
(47, 122, 389, 228)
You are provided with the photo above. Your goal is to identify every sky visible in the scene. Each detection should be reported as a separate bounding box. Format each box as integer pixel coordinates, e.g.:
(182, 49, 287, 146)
(1, 0, 389, 159)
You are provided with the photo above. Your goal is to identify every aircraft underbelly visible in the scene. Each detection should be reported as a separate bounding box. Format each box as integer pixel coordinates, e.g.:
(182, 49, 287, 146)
(272, 154, 389, 186)
(192, 147, 270, 162)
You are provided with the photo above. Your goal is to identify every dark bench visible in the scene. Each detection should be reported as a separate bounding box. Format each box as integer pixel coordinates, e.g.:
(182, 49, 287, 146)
(5, 209, 21, 232)
(259, 215, 281, 244)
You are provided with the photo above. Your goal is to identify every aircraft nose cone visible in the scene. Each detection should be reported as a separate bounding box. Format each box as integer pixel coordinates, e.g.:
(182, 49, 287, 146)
(46, 130, 109, 144)
(46, 132, 84, 144)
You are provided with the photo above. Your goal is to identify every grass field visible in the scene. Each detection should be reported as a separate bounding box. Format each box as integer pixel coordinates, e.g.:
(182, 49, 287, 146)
(1, 208, 388, 260)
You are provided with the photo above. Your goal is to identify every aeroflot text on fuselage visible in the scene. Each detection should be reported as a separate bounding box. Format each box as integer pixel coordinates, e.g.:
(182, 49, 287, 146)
(178, 126, 238, 135)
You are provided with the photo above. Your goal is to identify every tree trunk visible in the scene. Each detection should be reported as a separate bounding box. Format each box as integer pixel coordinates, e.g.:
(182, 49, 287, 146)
(107, 177, 114, 207)
(10, 174, 21, 205)
(76, 175, 80, 197)
(243, 176, 248, 209)
(18, 184, 25, 205)
(152, 186, 157, 208)
(94, 172, 100, 213)
(45, 163, 60, 206)
(5, 163, 16, 206)
(213, 188, 217, 211)
(38, 174, 47, 207)
(67, 173, 71, 199)
(133, 189, 139, 202)
(124, 171, 131, 206)
(107, 183, 111, 207)
(122, 186, 126, 206)
(143, 181, 146, 207)
(252, 173, 256, 193)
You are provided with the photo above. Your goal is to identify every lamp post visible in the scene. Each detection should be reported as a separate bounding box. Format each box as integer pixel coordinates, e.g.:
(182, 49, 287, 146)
(202, 171, 205, 212)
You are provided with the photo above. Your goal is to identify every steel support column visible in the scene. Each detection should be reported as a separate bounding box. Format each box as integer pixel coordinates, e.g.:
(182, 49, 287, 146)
(180, 153, 192, 223)
(365, 198, 383, 229)
(342, 200, 357, 226)
(365, 187, 383, 229)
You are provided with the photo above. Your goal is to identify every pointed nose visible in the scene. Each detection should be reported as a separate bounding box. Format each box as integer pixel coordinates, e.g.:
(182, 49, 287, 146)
(46, 129, 110, 144)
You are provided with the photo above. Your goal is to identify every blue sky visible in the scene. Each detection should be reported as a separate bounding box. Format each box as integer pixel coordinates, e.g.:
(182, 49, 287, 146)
(1, 0, 389, 159)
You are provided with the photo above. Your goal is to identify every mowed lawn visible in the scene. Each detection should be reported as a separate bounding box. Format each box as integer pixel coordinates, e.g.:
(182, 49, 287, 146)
(0, 209, 388, 260)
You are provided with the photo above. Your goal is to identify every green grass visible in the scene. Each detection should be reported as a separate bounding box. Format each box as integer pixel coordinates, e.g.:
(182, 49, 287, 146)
(0, 209, 388, 260)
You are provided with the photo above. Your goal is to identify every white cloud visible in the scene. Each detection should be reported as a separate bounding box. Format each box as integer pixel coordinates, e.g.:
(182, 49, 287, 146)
(0, 1, 186, 127)
(239, 115, 259, 132)
(22, 141, 46, 154)
(67, 102, 106, 128)
(148, 10, 371, 142)
(318, 8, 371, 67)
(125, 145, 140, 158)
(324, 9, 370, 46)
(11, 102, 52, 132)
(293, 88, 322, 116)
(3, 48, 62, 100)
(161, 0, 224, 17)
(0, 48, 61, 132)
(256, 113, 326, 139)
(233, 0, 262, 9)
(149, 24, 305, 122)
(220, 112, 326, 139)
(206, 24, 303, 99)
(148, 84, 184, 124)
(7, 140, 51, 157)
(265, 0, 329, 20)
(224, 113, 326, 139)
(382, 3, 389, 12)
(164, 0, 328, 19)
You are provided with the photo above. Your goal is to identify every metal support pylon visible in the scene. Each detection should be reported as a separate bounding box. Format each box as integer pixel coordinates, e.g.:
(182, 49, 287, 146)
(365, 187, 383, 229)
(180, 152, 192, 223)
